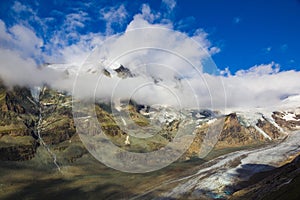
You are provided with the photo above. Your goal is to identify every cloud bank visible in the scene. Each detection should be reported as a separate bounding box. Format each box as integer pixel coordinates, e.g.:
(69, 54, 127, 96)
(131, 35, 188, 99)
(0, 1, 299, 111)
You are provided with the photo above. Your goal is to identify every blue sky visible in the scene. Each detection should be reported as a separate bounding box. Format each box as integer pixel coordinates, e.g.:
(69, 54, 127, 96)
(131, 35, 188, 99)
(0, 0, 299, 73)
(180, 0, 300, 72)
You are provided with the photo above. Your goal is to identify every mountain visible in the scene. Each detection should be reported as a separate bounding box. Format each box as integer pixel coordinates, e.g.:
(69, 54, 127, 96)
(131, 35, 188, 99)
(230, 154, 300, 200)
(0, 81, 38, 161)
(0, 78, 298, 162)
(0, 73, 299, 199)
(1, 71, 299, 155)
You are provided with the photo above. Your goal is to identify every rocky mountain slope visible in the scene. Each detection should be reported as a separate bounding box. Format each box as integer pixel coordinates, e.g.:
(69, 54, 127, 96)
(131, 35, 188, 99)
(0, 81, 38, 161)
(230, 153, 300, 200)
(0, 79, 298, 162)
(0, 79, 299, 199)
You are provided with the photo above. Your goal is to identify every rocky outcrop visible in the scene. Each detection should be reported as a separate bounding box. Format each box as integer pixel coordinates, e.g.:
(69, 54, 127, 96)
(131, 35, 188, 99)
(95, 104, 126, 137)
(273, 111, 300, 130)
(231, 154, 300, 200)
(217, 113, 265, 148)
(102, 64, 134, 78)
(39, 87, 76, 145)
(0, 83, 78, 161)
(0, 135, 38, 161)
(182, 112, 287, 161)
(257, 117, 282, 139)
(114, 65, 134, 78)
(0, 82, 39, 161)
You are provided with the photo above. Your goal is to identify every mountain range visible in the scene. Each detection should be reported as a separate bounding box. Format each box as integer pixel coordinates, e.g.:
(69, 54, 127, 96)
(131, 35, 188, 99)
(0, 64, 299, 199)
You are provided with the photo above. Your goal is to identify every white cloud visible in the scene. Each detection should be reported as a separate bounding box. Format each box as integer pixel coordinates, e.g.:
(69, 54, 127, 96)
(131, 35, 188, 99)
(71, 6, 224, 109)
(192, 29, 220, 55)
(0, 48, 64, 88)
(162, 0, 177, 12)
(235, 62, 279, 77)
(176, 16, 196, 30)
(10, 25, 43, 55)
(1, 1, 299, 113)
(218, 62, 300, 110)
(220, 67, 231, 77)
(65, 12, 89, 30)
(0, 20, 12, 42)
(0, 19, 43, 59)
(11, 1, 46, 33)
(100, 18, 216, 75)
(133, 4, 162, 24)
(49, 10, 90, 45)
(100, 4, 128, 34)
(12, 1, 34, 14)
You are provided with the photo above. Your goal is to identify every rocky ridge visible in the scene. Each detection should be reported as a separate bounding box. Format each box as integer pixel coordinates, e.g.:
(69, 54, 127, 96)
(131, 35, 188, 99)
(0, 79, 300, 200)
(0, 80, 297, 163)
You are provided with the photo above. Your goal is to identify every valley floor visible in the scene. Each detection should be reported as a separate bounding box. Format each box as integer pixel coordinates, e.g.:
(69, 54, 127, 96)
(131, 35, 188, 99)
(0, 131, 300, 200)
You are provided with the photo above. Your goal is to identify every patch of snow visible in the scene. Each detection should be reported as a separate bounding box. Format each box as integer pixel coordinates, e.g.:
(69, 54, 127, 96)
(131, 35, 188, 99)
(114, 98, 122, 111)
(236, 112, 272, 140)
(98, 59, 122, 78)
(277, 95, 300, 110)
(206, 118, 217, 125)
(283, 113, 300, 121)
(263, 113, 285, 134)
(42, 102, 54, 106)
(253, 125, 272, 140)
(121, 117, 127, 126)
(47, 63, 79, 75)
(156, 109, 179, 124)
(125, 135, 130, 145)
(77, 116, 92, 120)
(236, 112, 262, 127)
(195, 113, 202, 118)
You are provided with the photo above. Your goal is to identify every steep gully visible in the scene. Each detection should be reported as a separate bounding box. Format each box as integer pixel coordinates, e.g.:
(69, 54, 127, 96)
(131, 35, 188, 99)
(30, 87, 61, 171)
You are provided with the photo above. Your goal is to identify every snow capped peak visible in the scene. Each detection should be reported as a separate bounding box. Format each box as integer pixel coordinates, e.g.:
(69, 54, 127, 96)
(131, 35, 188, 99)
(236, 111, 263, 127)
(280, 94, 300, 110)
(45, 63, 80, 75)
(45, 59, 135, 80)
